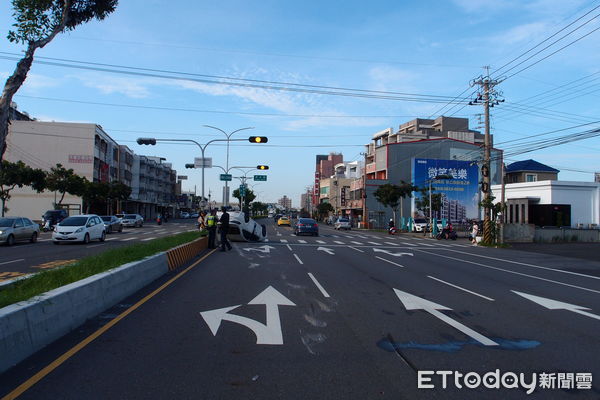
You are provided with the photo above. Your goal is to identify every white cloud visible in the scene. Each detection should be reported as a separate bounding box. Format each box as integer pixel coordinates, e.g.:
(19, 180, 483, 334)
(75, 74, 153, 98)
(495, 22, 550, 44)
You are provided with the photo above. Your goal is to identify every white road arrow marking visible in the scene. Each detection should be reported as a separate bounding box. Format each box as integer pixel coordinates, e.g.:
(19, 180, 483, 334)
(512, 291, 600, 321)
(373, 248, 413, 257)
(317, 247, 335, 255)
(243, 245, 276, 254)
(200, 286, 296, 345)
(393, 288, 498, 346)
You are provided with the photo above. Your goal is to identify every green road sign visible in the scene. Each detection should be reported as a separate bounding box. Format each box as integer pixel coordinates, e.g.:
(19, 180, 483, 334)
(253, 175, 267, 181)
(220, 174, 232, 181)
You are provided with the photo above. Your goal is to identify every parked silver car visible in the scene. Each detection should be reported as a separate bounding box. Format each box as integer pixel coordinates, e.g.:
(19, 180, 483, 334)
(101, 216, 124, 233)
(334, 217, 351, 230)
(121, 214, 144, 227)
(0, 217, 40, 245)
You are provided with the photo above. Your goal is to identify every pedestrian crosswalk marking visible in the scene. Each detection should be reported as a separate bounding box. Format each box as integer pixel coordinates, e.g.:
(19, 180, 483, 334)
(334, 241, 345, 245)
(368, 241, 379, 246)
(316, 240, 326, 244)
(402, 242, 417, 246)
(280, 239, 288, 243)
(351, 241, 362, 245)
(385, 242, 398, 246)
(297, 240, 307, 244)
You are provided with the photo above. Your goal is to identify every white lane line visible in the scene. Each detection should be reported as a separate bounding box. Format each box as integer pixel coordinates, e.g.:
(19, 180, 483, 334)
(356, 235, 367, 238)
(286, 244, 292, 251)
(0, 258, 25, 265)
(316, 240, 326, 244)
(442, 248, 600, 281)
(297, 239, 307, 244)
(416, 249, 600, 295)
(293, 254, 304, 265)
(351, 241, 362, 245)
(334, 241, 345, 245)
(141, 237, 156, 241)
(368, 241, 380, 246)
(121, 237, 136, 241)
(375, 256, 404, 268)
(332, 235, 340, 238)
(384, 242, 398, 246)
(348, 246, 364, 253)
(417, 242, 434, 247)
(280, 239, 288, 243)
(427, 275, 495, 301)
(308, 273, 330, 298)
(86, 244, 104, 248)
(401, 242, 417, 246)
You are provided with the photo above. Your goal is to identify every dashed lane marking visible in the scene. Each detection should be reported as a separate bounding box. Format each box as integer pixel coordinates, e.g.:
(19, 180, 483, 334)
(348, 246, 364, 253)
(334, 241, 345, 245)
(0, 258, 25, 266)
(308, 273, 330, 298)
(293, 254, 303, 264)
(375, 256, 405, 268)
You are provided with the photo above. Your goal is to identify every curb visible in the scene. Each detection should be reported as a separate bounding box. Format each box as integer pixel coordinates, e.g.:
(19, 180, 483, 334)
(0, 237, 208, 374)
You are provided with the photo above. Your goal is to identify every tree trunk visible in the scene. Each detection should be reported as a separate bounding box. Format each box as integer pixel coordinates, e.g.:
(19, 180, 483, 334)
(1, 197, 5, 217)
(0, 46, 35, 159)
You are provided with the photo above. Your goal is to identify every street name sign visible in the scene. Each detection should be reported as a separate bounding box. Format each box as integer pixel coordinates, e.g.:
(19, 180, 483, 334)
(253, 175, 267, 181)
(220, 174, 232, 181)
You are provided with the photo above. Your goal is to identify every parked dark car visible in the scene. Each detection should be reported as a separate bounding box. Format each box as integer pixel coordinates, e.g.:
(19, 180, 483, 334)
(41, 209, 68, 230)
(0, 217, 40, 245)
(101, 216, 123, 233)
(294, 218, 319, 236)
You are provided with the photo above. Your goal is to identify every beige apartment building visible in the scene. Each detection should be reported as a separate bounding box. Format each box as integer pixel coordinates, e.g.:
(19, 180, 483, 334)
(5, 121, 177, 221)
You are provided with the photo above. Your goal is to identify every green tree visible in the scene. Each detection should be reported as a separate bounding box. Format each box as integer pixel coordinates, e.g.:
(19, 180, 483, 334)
(45, 163, 86, 206)
(81, 180, 108, 214)
(108, 181, 131, 213)
(317, 202, 334, 220)
(0, 160, 46, 216)
(250, 201, 268, 217)
(232, 188, 256, 209)
(373, 182, 416, 226)
(0, 0, 118, 159)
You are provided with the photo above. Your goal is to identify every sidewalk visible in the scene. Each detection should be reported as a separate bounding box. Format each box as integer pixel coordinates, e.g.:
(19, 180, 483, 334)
(509, 242, 600, 263)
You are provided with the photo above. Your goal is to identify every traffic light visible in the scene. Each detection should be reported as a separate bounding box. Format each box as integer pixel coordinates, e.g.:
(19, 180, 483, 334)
(137, 138, 156, 145)
(256, 165, 269, 170)
(249, 136, 268, 143)
(185, 164, 195, 169)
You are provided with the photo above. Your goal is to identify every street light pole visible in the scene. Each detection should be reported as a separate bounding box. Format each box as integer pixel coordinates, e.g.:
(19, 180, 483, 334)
(203, 126, 254, 207)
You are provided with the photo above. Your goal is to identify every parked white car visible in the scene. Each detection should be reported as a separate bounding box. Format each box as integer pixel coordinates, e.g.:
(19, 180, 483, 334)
(412, 218, 429, 232)
(52, 215, 106, 244)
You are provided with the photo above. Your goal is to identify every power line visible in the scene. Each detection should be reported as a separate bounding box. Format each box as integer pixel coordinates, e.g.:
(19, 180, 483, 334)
(0, 52, 471, 103)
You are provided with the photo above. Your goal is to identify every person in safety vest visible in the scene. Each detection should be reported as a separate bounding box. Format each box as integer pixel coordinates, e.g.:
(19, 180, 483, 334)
(206, 209, 217, 249)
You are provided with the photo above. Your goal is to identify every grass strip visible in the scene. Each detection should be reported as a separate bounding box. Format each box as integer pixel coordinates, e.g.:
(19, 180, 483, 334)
(0, 231, 205, 309)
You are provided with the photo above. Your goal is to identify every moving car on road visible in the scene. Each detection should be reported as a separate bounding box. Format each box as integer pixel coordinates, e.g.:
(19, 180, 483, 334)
(180, 212, 190, 219)
(121, 214, 144, 227)
(101, 216, 123, 233)
(41, 209, 68, 232)
(334, 217, 351, 230)
(52, 215, 106, 244)
(277, 216, 291, 226)
(294, 218, 319, 236)
(0, 217, 40, 245)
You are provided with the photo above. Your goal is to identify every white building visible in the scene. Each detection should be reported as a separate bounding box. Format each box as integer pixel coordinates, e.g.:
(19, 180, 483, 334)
(491, 180, 600, 228)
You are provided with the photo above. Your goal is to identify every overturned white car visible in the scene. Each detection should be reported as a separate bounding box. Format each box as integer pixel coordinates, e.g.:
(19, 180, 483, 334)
(220, 211, 268, 242)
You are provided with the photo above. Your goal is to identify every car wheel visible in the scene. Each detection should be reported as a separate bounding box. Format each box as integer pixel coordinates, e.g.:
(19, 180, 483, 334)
(30, 232, 38, 243)
(6, 234, 15, 246)
(83, 233, 90, 244)
(99, 231, 106, 242)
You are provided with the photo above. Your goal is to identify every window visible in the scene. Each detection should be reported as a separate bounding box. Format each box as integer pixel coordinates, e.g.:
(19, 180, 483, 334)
(526, 174, 537, 182)
(14, 218, 24, 228)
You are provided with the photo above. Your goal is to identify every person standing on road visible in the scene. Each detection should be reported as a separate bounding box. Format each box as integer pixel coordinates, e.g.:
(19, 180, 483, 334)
(471, 221, 479, 245)
(197, 211, 206, 231)
(206, 209, 217, 249)
(219, 207, 232, 252)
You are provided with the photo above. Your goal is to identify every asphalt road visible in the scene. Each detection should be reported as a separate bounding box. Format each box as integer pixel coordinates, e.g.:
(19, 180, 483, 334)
(0, 219, 199, 282)
(1, 219, 599, 399)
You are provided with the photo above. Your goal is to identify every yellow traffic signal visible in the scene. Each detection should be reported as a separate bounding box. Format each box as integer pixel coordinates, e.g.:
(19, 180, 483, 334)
(249, 136, 268, 143)
(257, 165, 269, 170)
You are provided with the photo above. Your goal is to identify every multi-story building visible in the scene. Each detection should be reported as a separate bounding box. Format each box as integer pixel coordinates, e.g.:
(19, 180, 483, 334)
(313, 153, 343, 207)
(357, 116, 502, 228)
(278, 195, 292, 210)
(5, 120, 177, 220)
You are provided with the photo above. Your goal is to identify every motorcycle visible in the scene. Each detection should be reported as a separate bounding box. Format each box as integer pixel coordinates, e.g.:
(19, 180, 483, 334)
(388, 226, 397, 235)
(156, 215, 163, 225)
(436, 229, 457, 240)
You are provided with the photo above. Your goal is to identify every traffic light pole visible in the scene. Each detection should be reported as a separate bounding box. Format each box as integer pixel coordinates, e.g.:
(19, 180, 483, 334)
(203, 126, 255, 208)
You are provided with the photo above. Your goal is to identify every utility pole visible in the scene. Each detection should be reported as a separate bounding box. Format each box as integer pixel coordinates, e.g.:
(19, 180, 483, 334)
(470, 67, 504, 245)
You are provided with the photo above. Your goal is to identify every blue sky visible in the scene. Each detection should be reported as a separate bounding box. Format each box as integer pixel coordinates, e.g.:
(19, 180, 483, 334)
(1, 0, 599, 206)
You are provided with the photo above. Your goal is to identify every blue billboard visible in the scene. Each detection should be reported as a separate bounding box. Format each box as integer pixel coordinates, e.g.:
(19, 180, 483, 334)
(412, 158, 480, 222)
